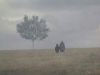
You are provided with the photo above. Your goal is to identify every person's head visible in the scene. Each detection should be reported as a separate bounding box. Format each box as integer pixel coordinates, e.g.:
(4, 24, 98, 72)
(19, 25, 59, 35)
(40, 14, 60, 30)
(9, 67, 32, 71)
(61, 41, 63, 43)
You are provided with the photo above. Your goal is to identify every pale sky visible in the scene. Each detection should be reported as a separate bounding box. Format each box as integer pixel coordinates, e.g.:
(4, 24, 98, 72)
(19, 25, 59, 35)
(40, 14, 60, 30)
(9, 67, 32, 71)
(0, 0, 100, 50)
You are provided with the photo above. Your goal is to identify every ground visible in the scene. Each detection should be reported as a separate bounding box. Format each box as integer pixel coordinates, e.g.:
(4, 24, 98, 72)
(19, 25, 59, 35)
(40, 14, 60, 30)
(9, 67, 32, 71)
(0, 48, 100, 75)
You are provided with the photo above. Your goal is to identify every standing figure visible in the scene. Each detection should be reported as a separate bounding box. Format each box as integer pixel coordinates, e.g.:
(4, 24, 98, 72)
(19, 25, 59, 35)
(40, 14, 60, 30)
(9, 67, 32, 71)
(60, 41, 65, 52)
(55, 44, 60, 53)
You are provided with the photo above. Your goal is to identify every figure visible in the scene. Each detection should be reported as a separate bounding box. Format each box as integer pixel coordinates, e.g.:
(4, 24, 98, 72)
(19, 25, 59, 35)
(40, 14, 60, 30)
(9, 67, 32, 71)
(60, 41, 65, 52)
(55, 44, 60, 53)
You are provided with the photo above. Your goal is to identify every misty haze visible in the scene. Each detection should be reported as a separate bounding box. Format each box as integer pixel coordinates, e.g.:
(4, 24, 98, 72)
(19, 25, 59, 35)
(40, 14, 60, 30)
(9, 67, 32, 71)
(1, 0, 100, 50)
(0, 0, 100, 75)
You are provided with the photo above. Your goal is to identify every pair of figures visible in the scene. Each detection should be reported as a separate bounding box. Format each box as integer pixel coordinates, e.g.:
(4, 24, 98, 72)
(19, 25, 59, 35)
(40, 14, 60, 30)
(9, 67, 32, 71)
(55, 41, 65, 53)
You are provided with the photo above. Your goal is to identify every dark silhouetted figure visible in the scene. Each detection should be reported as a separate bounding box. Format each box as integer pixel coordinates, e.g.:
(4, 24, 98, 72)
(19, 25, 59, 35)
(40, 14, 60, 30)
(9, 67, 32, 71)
(60, 41, 65, 52)
(55, 44, 60, 53)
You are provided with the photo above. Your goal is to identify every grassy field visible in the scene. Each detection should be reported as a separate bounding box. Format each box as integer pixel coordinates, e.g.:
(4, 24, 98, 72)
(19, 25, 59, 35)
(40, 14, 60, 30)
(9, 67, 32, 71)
(0, 48, 100, 75)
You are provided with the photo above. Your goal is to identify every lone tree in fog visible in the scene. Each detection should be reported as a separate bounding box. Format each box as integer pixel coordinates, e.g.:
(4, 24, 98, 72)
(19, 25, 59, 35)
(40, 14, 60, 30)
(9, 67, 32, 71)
(16, 15, 49, 49)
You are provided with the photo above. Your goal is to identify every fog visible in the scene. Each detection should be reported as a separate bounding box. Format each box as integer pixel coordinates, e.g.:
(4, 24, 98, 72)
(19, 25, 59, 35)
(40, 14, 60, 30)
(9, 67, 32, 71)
(0, 0, 100, 50)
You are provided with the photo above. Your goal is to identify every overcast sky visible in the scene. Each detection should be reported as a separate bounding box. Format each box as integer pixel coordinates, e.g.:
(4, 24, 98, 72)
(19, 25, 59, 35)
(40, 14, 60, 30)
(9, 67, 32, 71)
(0, 0, 100, 50)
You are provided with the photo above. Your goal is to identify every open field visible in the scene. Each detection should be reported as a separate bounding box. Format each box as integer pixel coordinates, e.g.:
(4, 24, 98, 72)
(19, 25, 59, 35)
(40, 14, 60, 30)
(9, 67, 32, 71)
(0, 48, 100, 75)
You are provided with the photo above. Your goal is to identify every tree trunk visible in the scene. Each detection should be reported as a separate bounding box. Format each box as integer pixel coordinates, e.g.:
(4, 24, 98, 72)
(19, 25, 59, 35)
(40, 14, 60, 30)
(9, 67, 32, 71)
(32, 40, 34, 49)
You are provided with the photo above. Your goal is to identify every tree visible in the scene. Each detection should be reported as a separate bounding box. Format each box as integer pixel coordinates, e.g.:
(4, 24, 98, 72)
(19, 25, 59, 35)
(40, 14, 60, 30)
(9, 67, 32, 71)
(16, 15, 49, 49)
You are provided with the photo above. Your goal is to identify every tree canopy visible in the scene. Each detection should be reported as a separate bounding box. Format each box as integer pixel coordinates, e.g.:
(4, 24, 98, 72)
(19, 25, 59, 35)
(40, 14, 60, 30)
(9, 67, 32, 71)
(17, 15, 49, 42)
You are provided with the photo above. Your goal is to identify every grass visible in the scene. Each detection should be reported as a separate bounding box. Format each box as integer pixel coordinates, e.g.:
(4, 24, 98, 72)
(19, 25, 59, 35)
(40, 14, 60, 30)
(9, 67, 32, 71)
(0, 48, 100, 75)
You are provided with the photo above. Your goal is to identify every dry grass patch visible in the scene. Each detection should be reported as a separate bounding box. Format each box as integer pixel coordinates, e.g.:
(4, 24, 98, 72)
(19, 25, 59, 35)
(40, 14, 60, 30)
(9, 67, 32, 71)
(0, 48, 100, 75)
